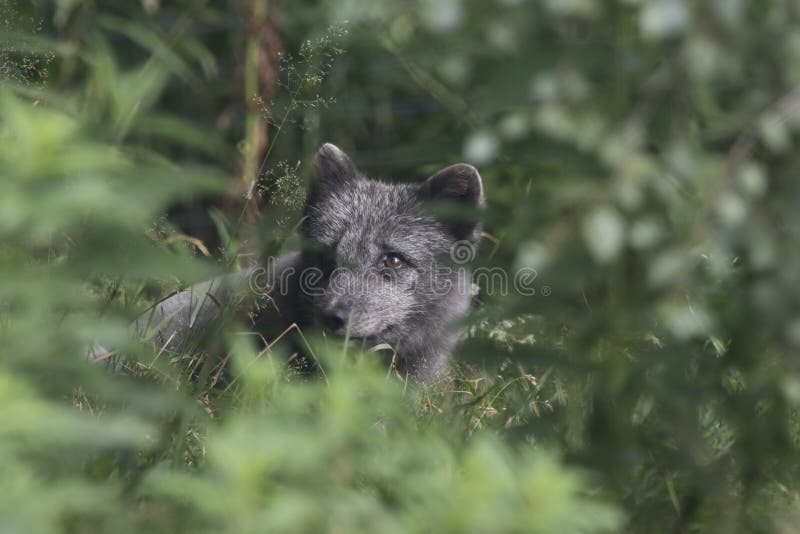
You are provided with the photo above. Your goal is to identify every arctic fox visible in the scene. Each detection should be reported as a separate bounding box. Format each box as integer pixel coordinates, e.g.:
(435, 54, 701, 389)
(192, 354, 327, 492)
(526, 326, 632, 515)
(98, 144, 483, 383)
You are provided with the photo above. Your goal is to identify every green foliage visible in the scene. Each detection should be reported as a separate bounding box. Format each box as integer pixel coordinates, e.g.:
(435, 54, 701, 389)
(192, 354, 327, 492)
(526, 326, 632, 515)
(2, 0, 800, 532)
(139, 343, 621, 533)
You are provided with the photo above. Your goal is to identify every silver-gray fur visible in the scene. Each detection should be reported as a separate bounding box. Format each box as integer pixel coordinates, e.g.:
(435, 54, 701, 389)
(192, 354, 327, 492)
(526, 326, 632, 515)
(299, 143, 483, 381)
(92, 144, 483, 384)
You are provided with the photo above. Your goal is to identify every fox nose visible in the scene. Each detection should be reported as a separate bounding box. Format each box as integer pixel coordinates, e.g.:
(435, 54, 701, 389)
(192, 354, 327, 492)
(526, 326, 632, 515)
(321, 308, 349, 332)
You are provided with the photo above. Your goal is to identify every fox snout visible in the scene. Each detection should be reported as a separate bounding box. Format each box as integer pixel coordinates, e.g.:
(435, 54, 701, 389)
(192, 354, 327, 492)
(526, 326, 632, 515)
(319, 306, 349, 333)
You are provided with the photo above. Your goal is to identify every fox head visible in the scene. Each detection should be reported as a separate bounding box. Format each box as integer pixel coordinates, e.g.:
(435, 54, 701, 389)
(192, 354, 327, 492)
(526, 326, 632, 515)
(298, 143, 484, 381)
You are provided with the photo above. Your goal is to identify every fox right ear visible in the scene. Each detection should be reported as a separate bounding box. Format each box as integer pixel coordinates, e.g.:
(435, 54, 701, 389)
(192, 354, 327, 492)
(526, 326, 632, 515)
(419, 163, 484, 243)
(311, 143, 357, 195)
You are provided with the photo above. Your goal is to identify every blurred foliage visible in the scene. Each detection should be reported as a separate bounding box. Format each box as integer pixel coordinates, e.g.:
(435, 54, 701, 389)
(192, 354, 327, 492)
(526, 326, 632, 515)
(2, 0, 800, 532)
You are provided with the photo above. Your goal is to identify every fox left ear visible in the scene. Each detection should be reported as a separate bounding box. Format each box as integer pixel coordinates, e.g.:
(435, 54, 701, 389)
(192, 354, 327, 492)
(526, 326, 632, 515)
(311, 143, 357, 193)
(419, 163, 484, 243)
(304, 143, 359, 217)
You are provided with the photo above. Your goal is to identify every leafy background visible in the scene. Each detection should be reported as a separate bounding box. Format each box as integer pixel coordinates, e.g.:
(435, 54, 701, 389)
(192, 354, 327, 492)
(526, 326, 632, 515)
(2, 0, 799, 532)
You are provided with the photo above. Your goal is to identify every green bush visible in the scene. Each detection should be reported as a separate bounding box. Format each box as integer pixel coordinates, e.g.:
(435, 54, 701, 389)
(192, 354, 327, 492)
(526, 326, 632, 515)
(2, 1, 799, 532)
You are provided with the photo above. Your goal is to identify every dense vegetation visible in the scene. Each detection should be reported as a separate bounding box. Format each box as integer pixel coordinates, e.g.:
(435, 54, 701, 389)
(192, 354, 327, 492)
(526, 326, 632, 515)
(3, 1, 799, 532)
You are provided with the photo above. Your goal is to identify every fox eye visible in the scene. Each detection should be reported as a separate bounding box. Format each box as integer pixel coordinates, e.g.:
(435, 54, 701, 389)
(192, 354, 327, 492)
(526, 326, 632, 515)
(382, 254, 403, 269)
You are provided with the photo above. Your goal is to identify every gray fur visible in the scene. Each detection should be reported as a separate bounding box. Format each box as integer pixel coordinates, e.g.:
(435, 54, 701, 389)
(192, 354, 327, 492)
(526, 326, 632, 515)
(93, 144, 483, 383)
(298, 143, 483, 381)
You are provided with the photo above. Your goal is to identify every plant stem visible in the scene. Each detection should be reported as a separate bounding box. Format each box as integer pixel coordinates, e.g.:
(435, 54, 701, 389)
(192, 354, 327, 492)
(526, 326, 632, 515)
(241, 0, 268, 213)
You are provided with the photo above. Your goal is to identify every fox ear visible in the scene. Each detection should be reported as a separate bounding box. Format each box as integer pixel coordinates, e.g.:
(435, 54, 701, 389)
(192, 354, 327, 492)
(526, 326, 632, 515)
(311, 143, 357, 195)
(419, 163, 484, 243)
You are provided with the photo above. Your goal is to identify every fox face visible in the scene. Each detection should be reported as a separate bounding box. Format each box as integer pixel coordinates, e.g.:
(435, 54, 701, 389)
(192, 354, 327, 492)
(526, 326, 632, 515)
(298, 143, 483, 379)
